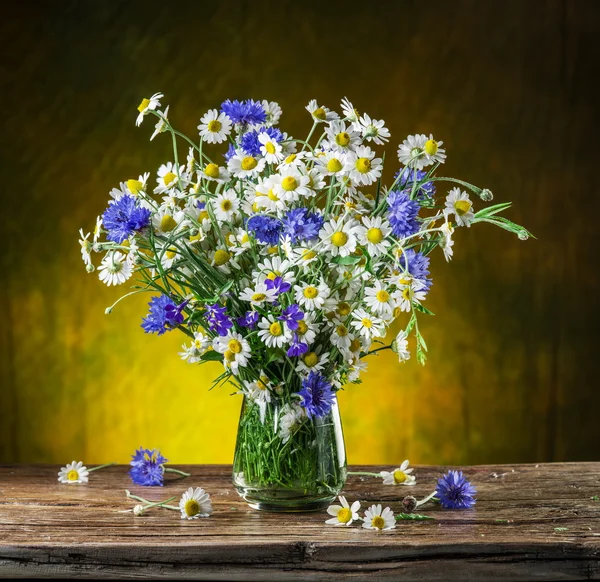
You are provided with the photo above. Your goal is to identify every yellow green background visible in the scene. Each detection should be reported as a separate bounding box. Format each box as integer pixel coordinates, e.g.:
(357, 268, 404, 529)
(2, 0, 599, 465)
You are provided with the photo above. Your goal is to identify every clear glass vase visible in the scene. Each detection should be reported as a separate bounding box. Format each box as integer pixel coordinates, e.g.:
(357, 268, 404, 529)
(232, 394, 347, 511)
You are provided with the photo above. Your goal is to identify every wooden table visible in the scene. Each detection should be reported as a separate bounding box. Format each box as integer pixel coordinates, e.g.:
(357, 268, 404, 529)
(1, 463, 599, 580)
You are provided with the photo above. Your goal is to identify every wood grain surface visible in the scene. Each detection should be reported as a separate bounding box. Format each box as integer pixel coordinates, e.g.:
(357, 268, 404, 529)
(1, 463, 599, 580)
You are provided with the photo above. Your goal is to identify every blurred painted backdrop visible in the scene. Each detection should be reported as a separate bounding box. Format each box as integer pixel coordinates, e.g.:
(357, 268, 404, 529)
(1, 0, 599, 466)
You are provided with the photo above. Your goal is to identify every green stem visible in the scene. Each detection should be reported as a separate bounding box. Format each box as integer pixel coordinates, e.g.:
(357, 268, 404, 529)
(164, 467, 191, 478)
(125, 491, 177, 507)
(416, 491, 438, 507)
(88, 462, 116, 473)
(347, 471, 381, 477)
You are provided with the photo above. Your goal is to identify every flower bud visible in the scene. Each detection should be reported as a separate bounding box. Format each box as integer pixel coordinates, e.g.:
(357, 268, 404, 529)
(86, 264, 95, 273)
(133, 504, 145, 516)
(479, 188, 493, 202)
(518, 230, 529, 241)
(402, 495, 417, 513)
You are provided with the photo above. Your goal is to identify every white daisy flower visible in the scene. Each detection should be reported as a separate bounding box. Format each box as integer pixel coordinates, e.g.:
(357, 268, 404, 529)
(213, 190, 240, 223)
(98, 252, 132, 286)
(179, 487, 212, 520)
(257, 315, 293, 348)
(331, 319, 352, 350)
(198, 109, 232, 144)
(278, 151, 307, 170)
(273, 167, 312, 201)
(294, 313, 318, 346)
(277, 403, 305, 443)
(255, 256, 295, 284)
(295, 349, 330, 373)
(351, 308, 385, 341)
(210, 248, 234, 273)
(228, 152, 266, 179)
(152, 207, 187, 235)
(290, 246, 319, 271)
(262, 100, 282, 126)
(150, 105, 170, 141)
(258, 131, 284, 164)
(179, 331, 210, 364)
(93, 216, 103, 245)
(136, 92, 163, 126)
(340, 97, 360, 125)
(392, 329, 411, 362)
(294, 280, 330, 311)
(244, 373, 273, 423)
(362, 504, 396, 530)
(422, 135, 447, 165)
(213, 331, 251, 374)
(126, 173, 150, 196)
(357, 216, 392, 257)
(324, 120, 361, 153)
(79, 229, 93, 267)
(316, 151, 348, 178)
(380, 460, 416, 486)
(440, 221, 455, 261)
(305, 99, 339, 123)
(325, 496, 361, 526)
(201, 163, 230, 183)
(358, 113, 390, 145)
(398, 134, 445, 170)
(444, 187, 474, 227)
(58, 461, 89, 484)
(253, 176, 290, 214)
(319, 217, 361, 257)
(345, 145, 383, 186)
(392, 282, 428, 313)
(155, 162, 187, 194)
(364, 281, 396, 317)
(239, 281, 277, 306)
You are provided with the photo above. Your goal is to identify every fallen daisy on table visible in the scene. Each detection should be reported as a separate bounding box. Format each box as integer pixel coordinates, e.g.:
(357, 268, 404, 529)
(362, 504, 396, 531)
(380, 459, 416, 486)
(57, 461, 115, 484)
(179, 487, 213, 520)
(325, 495, 361, 526)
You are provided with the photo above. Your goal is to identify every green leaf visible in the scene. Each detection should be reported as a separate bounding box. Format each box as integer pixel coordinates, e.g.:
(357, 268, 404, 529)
(395, 513, 435, 521)
(220, 279, 235, 295)
(201, 351, 224, 362)
(414, 303, 435, 316)
(332, 255, 362, 265)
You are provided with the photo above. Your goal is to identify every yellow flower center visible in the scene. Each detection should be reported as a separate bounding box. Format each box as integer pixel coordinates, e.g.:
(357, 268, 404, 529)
(303, 286, 318, 299)
(165, 247, 177, 260)
(402, 287, 412, 301)
(204, 163, 220, 179)
(331, 231, 348, 247)
(281, 176, 298, 191)
(285, 154, 297, 164)
(337, 507, 352, 523)
(221, 199, 233, 212)
(257, 376, 269, 390)
(349, 338, 361, 352)
(137, 98, 150, 112)
(302, 249, 316, 261)
(199, 210, 209, 221)
(335, 132, 351, 147)
(327, 158, 343, 173)
(184, 499, 200, 517)
(337, 302, 351, 316)
(267, 189, 279, 201)
(265, 142, 276, 154)
(296, 320, 308, 335)
(224, 350, 236, 363)
(213, 250, 230, 266)
(241, 157, 258, 171)
(361, 318, 373, 329)
(251, 293, 266, 303)
(225, 233, 236, 247)
(371, 515, 385, 529)
(313, 107, 327, 120)
(376, 290, 390, 303)
(228, 339, 242, 353)
(424, 139, 438, 156)
(240, 233, 249, 244)
(454, 200, 472, 216)
(67, 470, 79, 481)
(207, 119, 222, 133)
(127, 179, 143, 195)
(266, 270, 281, 280)
(393, 469, 407, 484)
(269, 322, 283, 336)
(303, 352, 318, 367)
(355, 158, 371, 174)
(267, 246, 278, 254)
(336, 324, 348, 337)
(163, 171, 177, 186)
(366, 227, 383, 244)
(160, 214, 177, 232)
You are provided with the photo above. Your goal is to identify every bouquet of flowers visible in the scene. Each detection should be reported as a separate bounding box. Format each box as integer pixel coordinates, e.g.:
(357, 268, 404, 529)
(78, 94, 529, 509)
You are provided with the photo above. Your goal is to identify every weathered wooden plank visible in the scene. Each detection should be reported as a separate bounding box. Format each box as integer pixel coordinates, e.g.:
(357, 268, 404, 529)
(1, 464, 599, 580)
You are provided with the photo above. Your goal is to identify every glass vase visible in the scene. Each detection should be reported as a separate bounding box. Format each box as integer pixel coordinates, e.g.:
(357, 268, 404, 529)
(232, 394, 347, 512)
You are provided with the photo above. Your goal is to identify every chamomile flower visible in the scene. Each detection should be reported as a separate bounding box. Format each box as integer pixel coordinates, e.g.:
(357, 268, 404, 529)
(58, 461, 89, 484)
(278, 403, 305, 443)
(201, 163, 230, 183)
(357, 216, 392, 257)
(213, 190, 240, 222)
(126, 173, 150, 196)
(362, 504, 396, 531)
(179, 331, 210, 363)
(357, 113, 390, 145)
(345, 145, 382, 186)
(440, 221, 455, 261)
(364, 281, 396, 317)
(351, 308, 385, 341)
(325, 495, 361, 526)
(294, 280, 330, 311)
(98, 252, 132, 286)
(150, 105, 169, 140)
(239, 281, 277, 306)
(422, 135, 447, 165)
(258, 315, 293, 348)
(155, 162, 187, 194)
(392, 281, 428, 313)
(262, 100, 282, 126)
(79, 229, 93, 267)
(228, 152, 266, 179)
(213, 332, 251, 373)
(341, 97, 360, 124)
(152, 207, 187, 235)
(380, 460, 416, 486)
(294, 312, 318, 346)
(255, 256, 295, 284)
(444, 188, 474, 227)
(198, 109, 232, 144)
(324, 120, 361, 153)
(253, 176, 290, 213)
(295, 348, 330, 373)
(278, 151, 307, 170)
(392, 329, 411, 362)
(305, 99, 339, 123)
(331, 319, 352, 350)
(136, 92, 163, 126)
(319, 217, 360, 257)
(258, 131, 284, 164)
(179, 487, 212, 520)
(273, 168, 312, 201)
(398, 134, 445, 169)
(316, 151, 348, 178)
(244, 373, 273, 423)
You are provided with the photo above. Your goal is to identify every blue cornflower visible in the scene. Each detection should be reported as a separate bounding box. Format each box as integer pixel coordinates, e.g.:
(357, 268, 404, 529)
(282, 208, 324, 243)
(435, 470, 477, 509)
(278, 304, 304, 330)
(246, 215, 282, 245)
(237, 311, 259, 329)
(399, 249, 432, 290)
(265, 276, 291, 296)
(387, 190, 420, 238)
(241, 126, 283, 156)
(205, 303, 233, 336)
(220, 99, 266, 126)
(129, 447, 168, 486)
(141, 295, 187, 335)
(395, 168, 436, 200)
(102, 195, 151, 243)
(287, 335, 309, 357)
(224, 143, 237, 162)
(297, 371, 335, 419)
